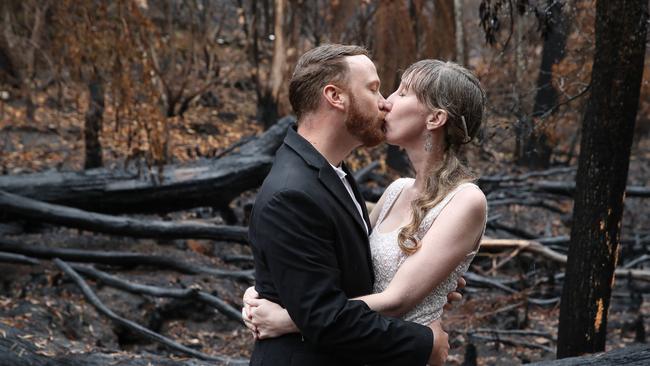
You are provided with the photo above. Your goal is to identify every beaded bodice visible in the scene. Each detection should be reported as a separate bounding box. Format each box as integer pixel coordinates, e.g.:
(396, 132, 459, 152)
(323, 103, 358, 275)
(370, 178, 485, 324)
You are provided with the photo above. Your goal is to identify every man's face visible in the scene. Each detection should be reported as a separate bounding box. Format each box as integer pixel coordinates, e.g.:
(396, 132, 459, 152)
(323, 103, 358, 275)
(342, 55, 389, 147)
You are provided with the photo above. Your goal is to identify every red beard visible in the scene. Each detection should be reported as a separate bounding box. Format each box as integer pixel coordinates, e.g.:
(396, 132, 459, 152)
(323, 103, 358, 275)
(345, 94, 386, 147)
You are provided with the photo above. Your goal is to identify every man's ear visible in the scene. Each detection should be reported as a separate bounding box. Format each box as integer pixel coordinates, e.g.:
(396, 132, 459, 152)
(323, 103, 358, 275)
(323, 84, 346, 112)
(425, 109, 448, 131)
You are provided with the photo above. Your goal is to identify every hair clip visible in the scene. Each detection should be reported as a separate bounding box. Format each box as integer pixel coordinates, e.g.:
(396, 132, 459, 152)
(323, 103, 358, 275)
(460, 115, 471, 141)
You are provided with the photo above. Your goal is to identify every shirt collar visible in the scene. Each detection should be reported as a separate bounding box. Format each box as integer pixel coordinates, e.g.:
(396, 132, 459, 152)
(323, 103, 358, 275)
(329, 163, 347, 180)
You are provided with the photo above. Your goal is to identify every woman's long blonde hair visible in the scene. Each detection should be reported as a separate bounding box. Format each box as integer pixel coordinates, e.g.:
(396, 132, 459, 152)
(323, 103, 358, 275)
(397, 60, 486, 255)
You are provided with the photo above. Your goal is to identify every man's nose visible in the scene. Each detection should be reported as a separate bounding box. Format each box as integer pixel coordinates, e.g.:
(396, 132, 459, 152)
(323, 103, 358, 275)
(379, 95, 393, 112)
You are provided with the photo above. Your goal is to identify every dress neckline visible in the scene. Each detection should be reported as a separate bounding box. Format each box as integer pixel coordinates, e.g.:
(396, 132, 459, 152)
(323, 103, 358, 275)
(374, 179, 410, 235)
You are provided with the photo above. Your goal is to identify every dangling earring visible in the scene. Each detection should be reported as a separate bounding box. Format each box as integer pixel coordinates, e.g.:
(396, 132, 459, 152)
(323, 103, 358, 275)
(424, 132, 433, 152)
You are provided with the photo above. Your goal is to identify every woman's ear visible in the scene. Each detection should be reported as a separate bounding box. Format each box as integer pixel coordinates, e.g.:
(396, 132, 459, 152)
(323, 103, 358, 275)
(323, 84, 346, 112)
(425, 109, 448, 131)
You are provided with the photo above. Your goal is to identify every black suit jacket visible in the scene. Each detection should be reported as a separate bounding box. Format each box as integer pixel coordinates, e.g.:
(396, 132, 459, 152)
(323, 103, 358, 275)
(249, 126, 433, 366)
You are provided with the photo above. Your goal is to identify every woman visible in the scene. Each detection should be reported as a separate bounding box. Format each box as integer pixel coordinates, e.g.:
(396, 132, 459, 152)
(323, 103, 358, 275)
(244, 59, 487, 343)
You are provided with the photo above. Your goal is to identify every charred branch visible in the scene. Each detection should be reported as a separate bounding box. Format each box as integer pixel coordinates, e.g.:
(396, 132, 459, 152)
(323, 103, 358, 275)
(53, 258, 246, 363)
(0, 190, 248, 243)
(0, 237, 254, 281)
(71, 264, 243, 324)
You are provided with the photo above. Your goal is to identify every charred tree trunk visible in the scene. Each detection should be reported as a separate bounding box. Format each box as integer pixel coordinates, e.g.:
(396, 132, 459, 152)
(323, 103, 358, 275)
(0, 44, 19, 87)
(260, 0, 286, 129)
(454, 0, 465, 65)
(518, 0, 568, 168)
(258, 92, 280, 129)
(374, 0, 416, 95)
(430, 0, 456, 61)
(84, 70, 105, 169)
(557, 0, 648, 358)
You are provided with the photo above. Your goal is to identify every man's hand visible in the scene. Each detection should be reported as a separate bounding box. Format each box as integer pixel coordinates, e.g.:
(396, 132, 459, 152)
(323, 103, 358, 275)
(443, 276, 466, 311)
(428, 320, 449, 366)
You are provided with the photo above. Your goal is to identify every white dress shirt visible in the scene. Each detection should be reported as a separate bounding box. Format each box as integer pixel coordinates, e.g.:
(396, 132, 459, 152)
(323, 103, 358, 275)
(330, 163, 369, 234)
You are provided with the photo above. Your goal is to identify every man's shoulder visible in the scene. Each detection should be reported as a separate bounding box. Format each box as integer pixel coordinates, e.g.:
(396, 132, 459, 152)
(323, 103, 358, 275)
(262, 148, 321, 193)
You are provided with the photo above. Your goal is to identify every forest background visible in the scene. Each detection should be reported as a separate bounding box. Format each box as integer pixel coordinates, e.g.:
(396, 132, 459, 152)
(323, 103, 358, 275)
(0, 0, 649, 365)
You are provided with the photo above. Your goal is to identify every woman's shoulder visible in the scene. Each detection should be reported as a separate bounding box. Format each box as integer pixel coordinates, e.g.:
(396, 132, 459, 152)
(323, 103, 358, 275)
(447, 183, 487, 218)
(388, 177, 414, 189)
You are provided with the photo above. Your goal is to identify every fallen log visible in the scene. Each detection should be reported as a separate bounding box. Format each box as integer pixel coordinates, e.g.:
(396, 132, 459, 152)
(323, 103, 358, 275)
(0, 190, 248, 243)
(479, 167, 576, 184)
(469, 334, 554, 353)
(470, 328, 555, 340)
(53, 259, 243, 363)
(532, 181, 650, 198)
(0, 116, 294, 214)
(477, 167, 649, 199)
(0, 237, 254, 281)
(526, 344, 650, 365)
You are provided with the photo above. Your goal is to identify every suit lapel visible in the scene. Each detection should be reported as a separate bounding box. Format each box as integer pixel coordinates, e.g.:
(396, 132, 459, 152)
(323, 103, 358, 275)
(318, 167, 368, 236)
(283, 126, 375, 282)
(283, 126, 369, 237)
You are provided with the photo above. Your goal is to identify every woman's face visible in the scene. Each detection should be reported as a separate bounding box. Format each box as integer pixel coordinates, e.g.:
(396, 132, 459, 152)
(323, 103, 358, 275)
(384, 82, 431, 147)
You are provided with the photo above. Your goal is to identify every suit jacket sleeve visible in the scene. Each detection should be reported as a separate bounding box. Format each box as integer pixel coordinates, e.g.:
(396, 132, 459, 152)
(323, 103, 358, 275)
(251, 189, 433, 365)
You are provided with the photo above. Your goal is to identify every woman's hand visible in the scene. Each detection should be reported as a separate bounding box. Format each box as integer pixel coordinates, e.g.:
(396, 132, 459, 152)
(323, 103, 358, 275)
(242, 286, 260, 337)
(443, 276, 466, 311)
(241, 286, 299, 339)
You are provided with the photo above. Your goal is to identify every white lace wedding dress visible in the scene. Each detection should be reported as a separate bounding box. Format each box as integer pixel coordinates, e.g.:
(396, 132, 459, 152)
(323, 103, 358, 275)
(370, 178, 486, 324)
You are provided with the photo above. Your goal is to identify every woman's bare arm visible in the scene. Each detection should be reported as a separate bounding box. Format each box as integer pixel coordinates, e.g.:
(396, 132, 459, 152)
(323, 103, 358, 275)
(355, 187, 486, 317)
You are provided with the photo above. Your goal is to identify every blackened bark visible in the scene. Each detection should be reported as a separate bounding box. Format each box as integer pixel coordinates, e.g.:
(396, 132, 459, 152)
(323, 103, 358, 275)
(517, 0, 567, 168)
(557, 0, 648, 358)
(258, 91, 280, 129)
(0, 44, 20, 87)
(84, 72, 105, 169)
(532, 1, 567, 117)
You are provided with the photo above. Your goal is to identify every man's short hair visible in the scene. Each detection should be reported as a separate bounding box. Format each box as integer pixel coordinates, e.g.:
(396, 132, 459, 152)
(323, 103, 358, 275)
(289, 44, 368, 119)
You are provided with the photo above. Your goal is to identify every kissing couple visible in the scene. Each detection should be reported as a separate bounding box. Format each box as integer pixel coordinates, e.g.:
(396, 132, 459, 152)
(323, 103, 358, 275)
(243, 44, 487, 366)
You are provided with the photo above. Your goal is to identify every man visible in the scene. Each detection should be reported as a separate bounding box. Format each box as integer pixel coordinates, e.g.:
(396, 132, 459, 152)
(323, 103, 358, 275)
(247, 44, 448, 365)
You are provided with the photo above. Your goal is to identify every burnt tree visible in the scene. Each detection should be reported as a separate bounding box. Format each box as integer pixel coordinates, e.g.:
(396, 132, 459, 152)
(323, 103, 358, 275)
(84, 68, 105, 169)
(518, 0, 568, 168)
(557, 0, 648, 358)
